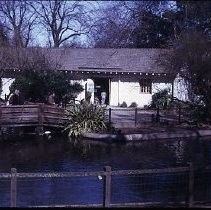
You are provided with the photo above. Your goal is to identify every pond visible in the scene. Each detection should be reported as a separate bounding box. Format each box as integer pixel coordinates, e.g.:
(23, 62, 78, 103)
(0, 135, 210, 207)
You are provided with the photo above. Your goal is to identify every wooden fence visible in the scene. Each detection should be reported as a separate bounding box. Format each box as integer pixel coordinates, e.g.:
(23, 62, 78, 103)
(0, 103, 190, 130)
(0, 164, 210, 207)
(0, 104, 68, 134)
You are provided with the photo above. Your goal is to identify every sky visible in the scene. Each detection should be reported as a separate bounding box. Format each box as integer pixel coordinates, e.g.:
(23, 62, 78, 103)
(29, 1, 178, 47)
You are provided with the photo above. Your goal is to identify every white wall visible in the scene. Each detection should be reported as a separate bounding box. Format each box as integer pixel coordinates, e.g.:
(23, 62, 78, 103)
(110, 81, 152, 107)
(71, 79, 86, 103)
(120, 81, 152, 108)
(1, 78, 15, 99)
(110, 81, 173, 108)
(110, 81, 119, 106)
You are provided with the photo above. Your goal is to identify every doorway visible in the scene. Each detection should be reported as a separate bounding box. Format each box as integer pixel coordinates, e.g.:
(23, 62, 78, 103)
(93, 78, 110, 105)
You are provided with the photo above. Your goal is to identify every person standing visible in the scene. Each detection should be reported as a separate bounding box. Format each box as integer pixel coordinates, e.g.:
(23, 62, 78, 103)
(94, 96, 100, 105)
(8, 89, 24, 105)
(101, 90, 107, 105)
(48, 92, 56, 105)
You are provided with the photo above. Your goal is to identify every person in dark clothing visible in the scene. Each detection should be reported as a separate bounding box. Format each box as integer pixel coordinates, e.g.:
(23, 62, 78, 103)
(0, 97, 5, 105)
(47, 92, 56, 105)
(8, 89, 24, 105)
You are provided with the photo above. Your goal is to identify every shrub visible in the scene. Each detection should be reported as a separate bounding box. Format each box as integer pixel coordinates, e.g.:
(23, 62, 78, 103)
(64, 102, 107, 140)
(129, 102, 138, 107)
(150, 89, 171, 109)
(120, 101, 127, 107)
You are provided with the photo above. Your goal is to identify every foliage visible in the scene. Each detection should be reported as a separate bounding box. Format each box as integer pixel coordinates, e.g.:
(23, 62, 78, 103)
(10, 71, 83, 104)
(185, 103, 208, 123)
(8, 48, 83, 104)
(150, 89, 171, 109)
(176, 1, 211, 32)
(91, 1, 211, 49)
(129, 102, 138, 108)
(120, 101, 127, 107)
(64, 102, 107, 140)
(91, 1, 176, 48)
(130, 10, 175, 48)
(160, 31, 211, 122)
(0, 79, 2, 95)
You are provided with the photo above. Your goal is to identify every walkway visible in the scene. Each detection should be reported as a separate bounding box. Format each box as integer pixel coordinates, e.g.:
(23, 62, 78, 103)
(83, 106, 211, 142)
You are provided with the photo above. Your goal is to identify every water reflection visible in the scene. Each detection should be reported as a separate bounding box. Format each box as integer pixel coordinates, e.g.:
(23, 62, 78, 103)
(0, 135, 210, 206)
(0, 136, 211, 171)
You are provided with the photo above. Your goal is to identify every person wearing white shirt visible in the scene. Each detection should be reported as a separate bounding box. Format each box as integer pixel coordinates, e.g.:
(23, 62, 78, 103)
(101, 91, 106, 105)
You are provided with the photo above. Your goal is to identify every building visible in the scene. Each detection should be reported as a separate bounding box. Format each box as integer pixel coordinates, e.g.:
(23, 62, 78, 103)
(0, 48, 187, 107)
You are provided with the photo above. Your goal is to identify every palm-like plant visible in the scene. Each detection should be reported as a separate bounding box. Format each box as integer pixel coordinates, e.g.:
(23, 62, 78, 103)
(64, 102, 107, 140)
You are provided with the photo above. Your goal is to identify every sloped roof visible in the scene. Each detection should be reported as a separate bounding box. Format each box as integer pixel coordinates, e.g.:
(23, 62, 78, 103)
(48, 48, 169, 73)
(0, 47, 171, 74)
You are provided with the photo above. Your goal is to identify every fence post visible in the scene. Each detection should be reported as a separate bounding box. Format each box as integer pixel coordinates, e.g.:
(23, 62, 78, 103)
(11, 168, 17, 207)
(135, 108, 137, 127)
(109, 108, 111, 125)
(103, 166, 112, 207)
(156, 107, 160, 122)
(36, 104, 44, 135)
(188, 162, 194, 207)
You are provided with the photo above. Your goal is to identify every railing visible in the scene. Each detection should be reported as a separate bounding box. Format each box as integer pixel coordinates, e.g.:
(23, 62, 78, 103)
(0, 104, 67, 128)
(106, 105, 192, 128)
(0, 164, 210, 207)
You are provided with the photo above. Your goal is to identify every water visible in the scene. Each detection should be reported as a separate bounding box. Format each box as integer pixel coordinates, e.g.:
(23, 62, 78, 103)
(0, 135, 211, 206)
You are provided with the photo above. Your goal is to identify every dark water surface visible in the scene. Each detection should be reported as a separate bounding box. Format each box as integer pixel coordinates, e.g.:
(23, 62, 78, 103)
(0, 135, 210, 206)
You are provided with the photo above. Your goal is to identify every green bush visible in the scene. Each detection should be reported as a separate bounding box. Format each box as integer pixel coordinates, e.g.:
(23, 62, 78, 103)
(120, 101, 127, 107)
(64, 102, 107, 140)
(129, 102, 138, 107)
(10, 71, 83, 104)
(150, 89, 171, 109)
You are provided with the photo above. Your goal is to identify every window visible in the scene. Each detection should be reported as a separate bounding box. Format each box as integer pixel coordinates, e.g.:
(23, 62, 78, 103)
(139, 79, 152, 93)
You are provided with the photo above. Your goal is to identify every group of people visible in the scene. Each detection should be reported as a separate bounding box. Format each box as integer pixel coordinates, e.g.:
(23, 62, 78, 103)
(4, 89, 107, 106)
(3, 89, 56, 106)
(94, 91, 107, 105)
(7, 89, 24, 105)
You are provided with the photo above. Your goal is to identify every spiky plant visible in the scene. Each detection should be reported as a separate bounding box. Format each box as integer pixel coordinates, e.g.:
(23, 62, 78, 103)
(64, 102, 107, 140)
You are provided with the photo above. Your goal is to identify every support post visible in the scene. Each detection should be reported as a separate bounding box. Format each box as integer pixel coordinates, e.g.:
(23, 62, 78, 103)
(135, 108, 137, 127)
(11, 168, 17, 207)
(188, 162, 194, 207)
(103, 166, 112, 207)
(36, 104, 44, 135)
(171, 81, 174, 102)
(109, 108, 111, 125)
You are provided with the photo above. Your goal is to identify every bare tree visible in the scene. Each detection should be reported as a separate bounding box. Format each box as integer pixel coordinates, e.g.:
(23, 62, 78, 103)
(32, 0, 93, 47)
(0, 22, 10, 47)
(89, 1, 134, 48)
(0, 0, 38, 47)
